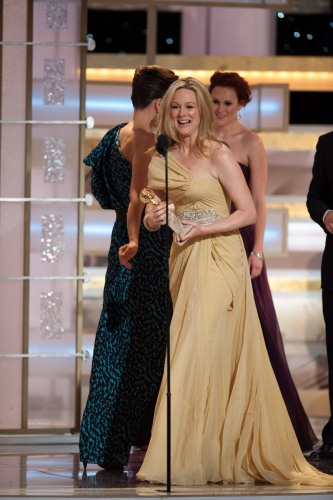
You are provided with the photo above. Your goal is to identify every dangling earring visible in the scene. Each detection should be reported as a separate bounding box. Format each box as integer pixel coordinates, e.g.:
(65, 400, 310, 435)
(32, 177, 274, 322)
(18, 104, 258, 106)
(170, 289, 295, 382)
(150, 100, 161, 131)
(237, 109, 241, 120)
(149, 115, 157, 130)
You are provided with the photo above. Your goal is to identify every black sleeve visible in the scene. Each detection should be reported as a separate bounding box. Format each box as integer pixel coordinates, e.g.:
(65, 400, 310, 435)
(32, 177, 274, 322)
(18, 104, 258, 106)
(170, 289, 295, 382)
(306, 135, 331, 232)
(84, 130, 113, 209)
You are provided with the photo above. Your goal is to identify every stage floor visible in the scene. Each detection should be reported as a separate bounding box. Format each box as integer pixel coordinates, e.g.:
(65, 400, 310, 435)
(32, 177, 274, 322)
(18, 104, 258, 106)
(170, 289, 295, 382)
(0, 438, 333, 500)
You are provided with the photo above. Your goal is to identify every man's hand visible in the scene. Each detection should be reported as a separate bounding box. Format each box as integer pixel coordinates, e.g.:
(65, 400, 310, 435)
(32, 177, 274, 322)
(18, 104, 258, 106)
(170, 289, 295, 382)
(324, 211, 333, 235)
(118, 241, 138, 269)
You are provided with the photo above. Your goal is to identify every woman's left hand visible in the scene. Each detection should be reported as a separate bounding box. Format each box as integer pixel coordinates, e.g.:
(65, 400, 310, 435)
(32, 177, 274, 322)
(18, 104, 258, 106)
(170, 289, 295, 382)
(173, 221, 199, 245)
(248, 253, 263, 279)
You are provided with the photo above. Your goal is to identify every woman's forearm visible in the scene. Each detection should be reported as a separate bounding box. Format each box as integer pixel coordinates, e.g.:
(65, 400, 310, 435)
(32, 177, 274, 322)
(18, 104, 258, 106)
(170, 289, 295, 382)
(126, 200, 144, 244)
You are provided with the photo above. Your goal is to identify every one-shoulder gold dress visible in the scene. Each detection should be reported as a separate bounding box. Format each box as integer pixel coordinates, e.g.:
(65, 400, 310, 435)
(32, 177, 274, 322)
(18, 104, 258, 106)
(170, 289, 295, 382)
(136, 153, 333, 488)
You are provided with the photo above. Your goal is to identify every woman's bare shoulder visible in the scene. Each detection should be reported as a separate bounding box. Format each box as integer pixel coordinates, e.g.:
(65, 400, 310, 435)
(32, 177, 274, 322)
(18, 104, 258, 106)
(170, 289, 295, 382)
(211, 140, 233, 160)
(209, 141, 239, 176)
(242, 128, 264, 148)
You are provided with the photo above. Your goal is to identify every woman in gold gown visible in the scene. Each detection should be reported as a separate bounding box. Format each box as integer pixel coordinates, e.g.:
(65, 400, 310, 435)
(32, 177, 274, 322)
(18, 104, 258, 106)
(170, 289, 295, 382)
(136, 77, 333, 488)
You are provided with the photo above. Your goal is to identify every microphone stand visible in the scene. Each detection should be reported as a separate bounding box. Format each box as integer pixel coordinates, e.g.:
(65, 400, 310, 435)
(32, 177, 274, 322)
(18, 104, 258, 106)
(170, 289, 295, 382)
(153, 134, 171, 492)
(163, 146, 172, 493)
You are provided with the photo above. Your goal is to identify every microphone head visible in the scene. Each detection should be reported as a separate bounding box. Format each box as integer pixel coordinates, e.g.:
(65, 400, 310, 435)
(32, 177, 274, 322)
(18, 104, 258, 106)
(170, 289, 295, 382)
(156, 134, 169, 156)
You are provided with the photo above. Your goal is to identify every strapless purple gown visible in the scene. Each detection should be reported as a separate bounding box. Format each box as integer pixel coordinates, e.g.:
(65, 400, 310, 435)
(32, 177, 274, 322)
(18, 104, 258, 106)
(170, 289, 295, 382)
(234, 163, 317, 452)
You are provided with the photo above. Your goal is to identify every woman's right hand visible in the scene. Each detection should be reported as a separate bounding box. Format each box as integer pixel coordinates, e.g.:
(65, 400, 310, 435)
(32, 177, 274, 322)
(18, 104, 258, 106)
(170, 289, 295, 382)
(118, 241, 138, 269)
(148, 201, 168, 227)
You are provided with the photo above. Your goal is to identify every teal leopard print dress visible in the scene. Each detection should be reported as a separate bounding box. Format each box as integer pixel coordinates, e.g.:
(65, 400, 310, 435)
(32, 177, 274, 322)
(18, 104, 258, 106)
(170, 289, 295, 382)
(79, 124, 170, 469)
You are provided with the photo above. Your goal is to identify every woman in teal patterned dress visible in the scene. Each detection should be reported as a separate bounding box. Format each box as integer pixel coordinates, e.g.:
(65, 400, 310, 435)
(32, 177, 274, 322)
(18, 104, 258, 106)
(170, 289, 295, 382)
(79, 66, 178, 470)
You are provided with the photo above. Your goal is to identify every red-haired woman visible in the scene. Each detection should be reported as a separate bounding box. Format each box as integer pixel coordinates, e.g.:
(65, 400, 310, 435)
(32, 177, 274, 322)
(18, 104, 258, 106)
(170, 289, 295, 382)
(209, 70, 317, 453)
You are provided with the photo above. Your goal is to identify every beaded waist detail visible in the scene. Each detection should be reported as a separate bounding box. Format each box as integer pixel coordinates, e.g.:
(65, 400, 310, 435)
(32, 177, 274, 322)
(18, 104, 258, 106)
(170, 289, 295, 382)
(178, 208, 223, 225)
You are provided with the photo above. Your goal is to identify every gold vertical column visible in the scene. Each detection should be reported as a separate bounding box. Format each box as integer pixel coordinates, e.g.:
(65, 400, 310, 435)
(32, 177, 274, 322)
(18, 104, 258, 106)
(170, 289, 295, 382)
(146, 6, 157, 66)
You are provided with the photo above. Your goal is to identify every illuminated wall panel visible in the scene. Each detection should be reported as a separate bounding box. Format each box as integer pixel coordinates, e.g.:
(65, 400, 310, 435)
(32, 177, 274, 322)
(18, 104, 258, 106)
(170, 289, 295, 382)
(28, 0, 83, 429)
(0, 0, 28, 429)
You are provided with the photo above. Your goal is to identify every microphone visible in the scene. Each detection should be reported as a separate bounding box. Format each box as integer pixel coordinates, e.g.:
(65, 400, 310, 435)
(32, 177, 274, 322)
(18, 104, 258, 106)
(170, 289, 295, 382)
(156, 134, 169, 157)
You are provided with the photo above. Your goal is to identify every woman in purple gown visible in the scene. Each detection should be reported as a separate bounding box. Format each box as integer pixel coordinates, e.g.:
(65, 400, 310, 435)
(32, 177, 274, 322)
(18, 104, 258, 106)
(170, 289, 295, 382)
(209, 70, 317, 452)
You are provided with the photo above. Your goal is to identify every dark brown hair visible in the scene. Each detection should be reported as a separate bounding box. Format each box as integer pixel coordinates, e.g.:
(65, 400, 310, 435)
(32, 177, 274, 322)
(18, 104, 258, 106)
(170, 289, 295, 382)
(131, 65, 178, 109)
(209, 71, 252, 106)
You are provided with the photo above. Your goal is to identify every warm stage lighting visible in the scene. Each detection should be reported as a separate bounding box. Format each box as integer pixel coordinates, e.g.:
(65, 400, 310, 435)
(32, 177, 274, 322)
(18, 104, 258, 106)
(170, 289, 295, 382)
(86, 68, 333, 91)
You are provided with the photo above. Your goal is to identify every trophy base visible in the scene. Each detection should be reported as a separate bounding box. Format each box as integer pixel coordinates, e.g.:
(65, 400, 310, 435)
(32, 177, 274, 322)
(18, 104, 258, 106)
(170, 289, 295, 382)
(168, 211, 193, 236)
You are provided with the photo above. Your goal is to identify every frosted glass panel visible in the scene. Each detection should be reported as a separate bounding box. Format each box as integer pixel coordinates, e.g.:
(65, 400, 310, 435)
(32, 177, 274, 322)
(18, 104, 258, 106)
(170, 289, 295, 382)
(40, 291, 65, 339)
(241, 87, 260, 130)
(27, 0, 83, 429)
(41, 214, 65, 263)
(44, 137, 66, 183)
(264, 208, 288, 257)
(86, 84, 132, 128)
(241, 85, 288, 132)
(43, 58, 66, 105)
(260, 86, 288, 130)
(46, 0, 68, 29)
(0, 0, 28, 429)
(85, 83, 288, 132)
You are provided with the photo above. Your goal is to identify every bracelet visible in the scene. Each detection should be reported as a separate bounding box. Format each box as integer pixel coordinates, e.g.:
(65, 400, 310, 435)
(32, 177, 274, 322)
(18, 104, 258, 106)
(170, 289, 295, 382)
(250, 251, 264, 260)
(143, 213, 159, 232)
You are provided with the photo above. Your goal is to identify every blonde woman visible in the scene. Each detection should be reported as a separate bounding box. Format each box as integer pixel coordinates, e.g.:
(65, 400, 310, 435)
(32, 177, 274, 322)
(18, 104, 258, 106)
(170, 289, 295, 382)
(137, 77, 333, 487)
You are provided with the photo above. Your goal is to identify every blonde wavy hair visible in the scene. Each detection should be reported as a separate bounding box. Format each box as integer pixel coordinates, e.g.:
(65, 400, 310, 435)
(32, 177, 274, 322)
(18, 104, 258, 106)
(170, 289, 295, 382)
(155, 77, 221, 158)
